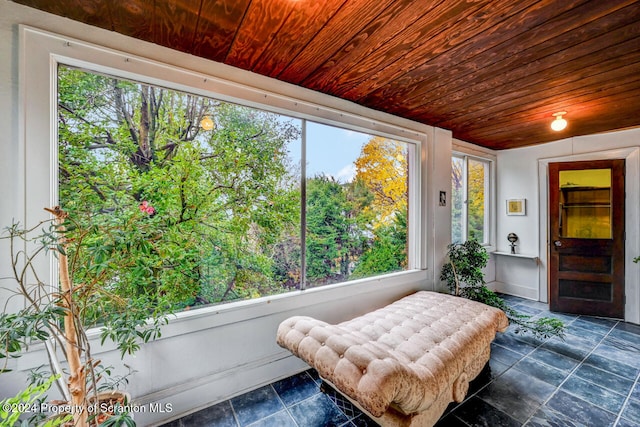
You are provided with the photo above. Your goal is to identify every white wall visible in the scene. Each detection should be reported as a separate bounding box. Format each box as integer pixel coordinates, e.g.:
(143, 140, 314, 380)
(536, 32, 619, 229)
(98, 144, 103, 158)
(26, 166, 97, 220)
(491, 145, 545, 300)
(430, 128, 453, 291)
(494, 128, 640, 324)
(0, 2, 452, 425)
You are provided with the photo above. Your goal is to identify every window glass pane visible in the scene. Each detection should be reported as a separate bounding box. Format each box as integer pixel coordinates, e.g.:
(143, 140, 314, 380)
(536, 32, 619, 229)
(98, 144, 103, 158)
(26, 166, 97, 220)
(451, 156, 464, 243)
(467, 159, 488, 243)
(305, 122, 409, 287)
(452, 155, 490, 245)
(57, 65, 302, 321)
(57, 64, 414, 318)
(559, 169, 612, 239)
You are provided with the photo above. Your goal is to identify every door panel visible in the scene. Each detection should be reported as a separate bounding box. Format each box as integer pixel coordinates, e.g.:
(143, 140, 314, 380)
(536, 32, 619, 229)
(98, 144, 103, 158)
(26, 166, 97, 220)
(549, 159, 624, 318)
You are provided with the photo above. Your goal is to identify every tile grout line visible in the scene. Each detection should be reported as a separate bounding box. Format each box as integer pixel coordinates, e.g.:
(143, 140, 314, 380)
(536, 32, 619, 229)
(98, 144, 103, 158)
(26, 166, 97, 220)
(489, 314, 563, 425)
(441, 300, 552, 419)
(605, 320, 640, 426)
(501, 309, 619, 426)
(269, 381, 300, 427)
(613, 355, 640, 427)
(228, 398, 242, 427)
(524, 318, 622, 425)
(318, 380, 361, 425)
(450, 313, 637, 427)
(449, 306, 556, 425)
(271, 370, 353, 427)
(564, 320, 639, 396)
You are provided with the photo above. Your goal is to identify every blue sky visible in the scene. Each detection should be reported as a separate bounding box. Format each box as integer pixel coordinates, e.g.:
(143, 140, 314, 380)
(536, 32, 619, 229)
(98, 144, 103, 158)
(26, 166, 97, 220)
(288, 120, 371, 184)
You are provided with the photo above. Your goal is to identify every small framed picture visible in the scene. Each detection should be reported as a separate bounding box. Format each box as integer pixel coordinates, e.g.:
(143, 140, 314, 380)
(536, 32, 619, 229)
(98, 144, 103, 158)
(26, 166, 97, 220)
(506, 198, 526, 216)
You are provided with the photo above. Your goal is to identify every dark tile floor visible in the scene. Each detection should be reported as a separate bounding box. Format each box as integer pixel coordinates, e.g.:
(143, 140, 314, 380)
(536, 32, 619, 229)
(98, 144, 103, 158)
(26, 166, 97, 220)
(161, 295, 640, 427)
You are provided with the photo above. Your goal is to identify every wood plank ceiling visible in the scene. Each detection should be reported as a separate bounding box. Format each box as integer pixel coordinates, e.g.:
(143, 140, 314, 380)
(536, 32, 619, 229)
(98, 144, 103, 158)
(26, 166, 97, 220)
(11, 0, 640, 149)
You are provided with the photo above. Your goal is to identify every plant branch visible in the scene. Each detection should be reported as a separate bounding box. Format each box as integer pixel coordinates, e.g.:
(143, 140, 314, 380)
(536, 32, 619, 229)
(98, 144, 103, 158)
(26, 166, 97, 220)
(440, 240, 565, 341)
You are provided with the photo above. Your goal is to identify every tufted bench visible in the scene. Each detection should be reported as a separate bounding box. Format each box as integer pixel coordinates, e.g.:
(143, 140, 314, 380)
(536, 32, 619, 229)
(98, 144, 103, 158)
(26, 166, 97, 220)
(276, 291, 509, 426)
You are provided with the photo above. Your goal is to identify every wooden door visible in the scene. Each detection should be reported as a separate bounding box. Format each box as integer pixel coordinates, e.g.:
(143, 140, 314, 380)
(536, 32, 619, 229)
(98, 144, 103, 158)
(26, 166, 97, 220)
(549, 159, 625, 318)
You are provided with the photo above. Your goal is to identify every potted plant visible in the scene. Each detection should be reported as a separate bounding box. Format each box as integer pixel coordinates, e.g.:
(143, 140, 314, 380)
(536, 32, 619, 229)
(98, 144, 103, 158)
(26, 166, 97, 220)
(1, 206, 170, 426)
(440, 239, 565, 340)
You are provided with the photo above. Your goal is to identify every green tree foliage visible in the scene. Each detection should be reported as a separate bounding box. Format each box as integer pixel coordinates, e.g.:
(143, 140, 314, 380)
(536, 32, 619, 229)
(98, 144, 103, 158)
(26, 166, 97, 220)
(352, 210, 407, 277)
(58, 66, 301, 319)
(349, 137, 408, 277)
(305, 176, 358, 285)
(0, 375, 71, 427)
(56, 65, 410, 317)
(451, 157, 486, 243)
(467, 160, 486, 242)
(451, 157, 464, 243)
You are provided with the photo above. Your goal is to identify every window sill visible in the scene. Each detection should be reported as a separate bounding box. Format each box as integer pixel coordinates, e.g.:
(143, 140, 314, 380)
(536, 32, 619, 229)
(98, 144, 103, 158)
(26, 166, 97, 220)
(88, 269, 427, 349)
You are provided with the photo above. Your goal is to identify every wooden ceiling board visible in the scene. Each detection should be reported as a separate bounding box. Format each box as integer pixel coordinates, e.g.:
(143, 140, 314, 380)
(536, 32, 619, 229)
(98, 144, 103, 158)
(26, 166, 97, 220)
(582, 95, 640, 128)
(275, 0, 399, 84)
(444, 56, 640, 135)
(455, 89, 640, 146)
(461, 94, 640, 150)
(251, 0, 347, 77)
(151, 0, 203, 54)
(350, 0, 571, 106)
(191, 0, 252, 62)
(108, 1, 154, 45)
(443, 57, 640, 135)
(359, 0, 593, 111)
(448, 84, 640, 146)
(224, 0, 300, 70)
(10, 0, 640, 149)
(418, 0, 640, 112)
(324, 0, 541, 101)
(14, 0, 114, 29)
(299, 0, 446, 93)
(423, 21, 640, 128)
(71, 0, 113, 29)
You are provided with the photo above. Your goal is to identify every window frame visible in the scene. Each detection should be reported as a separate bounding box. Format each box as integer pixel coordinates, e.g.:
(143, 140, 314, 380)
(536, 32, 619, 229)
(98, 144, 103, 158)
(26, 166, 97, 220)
(20, 26, 428, 313)
(451, 147, 496, 248)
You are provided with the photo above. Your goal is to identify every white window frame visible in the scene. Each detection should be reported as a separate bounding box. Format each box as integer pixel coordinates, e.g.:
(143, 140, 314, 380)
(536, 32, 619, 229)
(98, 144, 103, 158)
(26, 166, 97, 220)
(451, 143, 496, 249)
(20, 26, 428, 314)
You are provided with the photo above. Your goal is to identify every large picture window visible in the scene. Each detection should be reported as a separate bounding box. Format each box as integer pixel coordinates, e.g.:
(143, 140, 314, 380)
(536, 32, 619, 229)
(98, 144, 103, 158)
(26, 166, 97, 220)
(56, 64, 413, 317)
(451, 154, 491, 245)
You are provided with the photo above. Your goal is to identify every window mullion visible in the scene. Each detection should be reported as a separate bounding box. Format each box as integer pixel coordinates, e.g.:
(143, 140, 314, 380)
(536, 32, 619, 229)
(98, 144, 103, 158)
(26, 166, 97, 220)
(462, 156, 469, 241)
(300, 119, 307, 290)
(483, 161, 491, 245)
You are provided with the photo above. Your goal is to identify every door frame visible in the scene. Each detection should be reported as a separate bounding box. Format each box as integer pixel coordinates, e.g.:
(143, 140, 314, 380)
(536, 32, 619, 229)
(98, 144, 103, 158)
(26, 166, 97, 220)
(537, 147, 640, 323)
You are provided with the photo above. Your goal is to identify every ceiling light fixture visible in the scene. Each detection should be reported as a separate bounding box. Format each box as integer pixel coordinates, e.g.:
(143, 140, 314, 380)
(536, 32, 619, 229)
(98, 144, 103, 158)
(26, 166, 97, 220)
(200, 115, 214, 131)
(551, 111, 567, 131)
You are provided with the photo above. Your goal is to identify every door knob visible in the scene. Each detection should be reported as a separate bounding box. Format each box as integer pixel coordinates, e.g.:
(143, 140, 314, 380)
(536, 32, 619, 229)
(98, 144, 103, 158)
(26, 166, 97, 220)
(554, 240, 562, 247)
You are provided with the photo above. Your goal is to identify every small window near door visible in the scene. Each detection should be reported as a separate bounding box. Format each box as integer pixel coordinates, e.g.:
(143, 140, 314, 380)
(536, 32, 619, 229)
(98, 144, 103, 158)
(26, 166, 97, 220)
(452, 154, 491, 244)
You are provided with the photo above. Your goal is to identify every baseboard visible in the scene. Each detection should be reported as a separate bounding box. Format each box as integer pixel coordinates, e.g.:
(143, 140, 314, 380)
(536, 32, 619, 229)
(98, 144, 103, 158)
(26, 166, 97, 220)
(137, 352, 308, 426)
(487, 281, 539, 301)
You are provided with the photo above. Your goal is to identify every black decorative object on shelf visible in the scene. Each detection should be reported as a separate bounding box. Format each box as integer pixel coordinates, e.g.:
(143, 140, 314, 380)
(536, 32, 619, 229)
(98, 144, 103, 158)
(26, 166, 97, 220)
(507, 233, 518, 254)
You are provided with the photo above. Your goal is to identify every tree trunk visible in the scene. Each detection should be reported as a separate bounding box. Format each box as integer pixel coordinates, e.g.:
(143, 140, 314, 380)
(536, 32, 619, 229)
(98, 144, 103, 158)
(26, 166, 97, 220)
(47, 206, 88, 427)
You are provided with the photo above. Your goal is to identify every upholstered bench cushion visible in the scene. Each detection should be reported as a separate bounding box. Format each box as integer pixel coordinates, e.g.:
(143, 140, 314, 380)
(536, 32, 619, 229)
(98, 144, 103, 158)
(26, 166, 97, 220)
(276, 291, 508, 419)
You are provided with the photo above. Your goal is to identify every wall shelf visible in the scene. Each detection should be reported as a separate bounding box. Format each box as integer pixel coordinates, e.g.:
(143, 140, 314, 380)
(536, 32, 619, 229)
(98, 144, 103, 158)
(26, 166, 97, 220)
(491, 251, 539, 263)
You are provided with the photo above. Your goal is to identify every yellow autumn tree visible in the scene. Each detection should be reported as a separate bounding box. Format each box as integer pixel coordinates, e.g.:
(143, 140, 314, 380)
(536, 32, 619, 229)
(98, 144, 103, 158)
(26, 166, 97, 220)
(467, 159, 486, 242)
(354, 136, 407, 227)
